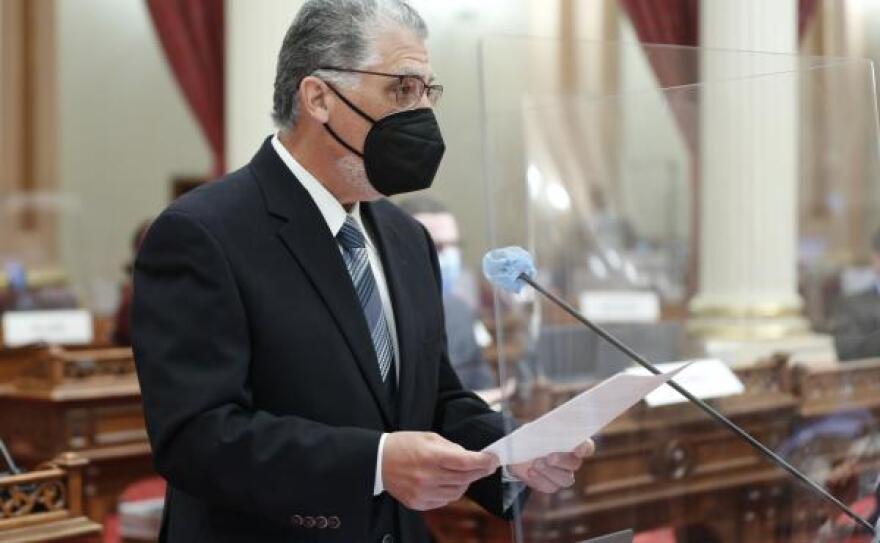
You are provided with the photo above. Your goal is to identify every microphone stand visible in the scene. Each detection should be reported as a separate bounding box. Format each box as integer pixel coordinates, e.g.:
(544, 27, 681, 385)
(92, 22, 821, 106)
(517, 273, 876, 535)
(0, 438, 20, 476)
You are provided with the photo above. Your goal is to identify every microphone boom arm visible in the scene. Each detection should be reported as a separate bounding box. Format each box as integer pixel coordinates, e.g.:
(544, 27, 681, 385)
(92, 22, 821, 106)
(518, 273, 876, 535)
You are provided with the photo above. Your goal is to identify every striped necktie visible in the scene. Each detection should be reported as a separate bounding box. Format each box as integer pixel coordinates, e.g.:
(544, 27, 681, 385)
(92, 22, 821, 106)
(337, 216, 396, 390)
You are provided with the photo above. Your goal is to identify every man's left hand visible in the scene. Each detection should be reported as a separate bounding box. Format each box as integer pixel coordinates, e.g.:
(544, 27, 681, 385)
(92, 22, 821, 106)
(507, 440, 595, 493)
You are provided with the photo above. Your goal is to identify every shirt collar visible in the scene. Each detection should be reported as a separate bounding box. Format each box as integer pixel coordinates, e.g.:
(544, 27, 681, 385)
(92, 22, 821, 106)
(271, 134, 365, 239)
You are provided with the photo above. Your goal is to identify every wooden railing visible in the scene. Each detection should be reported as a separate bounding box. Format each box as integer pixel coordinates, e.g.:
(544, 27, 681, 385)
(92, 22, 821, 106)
(0, 452, 100, 542)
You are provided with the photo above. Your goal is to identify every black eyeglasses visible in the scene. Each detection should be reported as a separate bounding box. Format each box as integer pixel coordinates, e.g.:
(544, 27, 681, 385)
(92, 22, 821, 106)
(316, 66, 444, 109)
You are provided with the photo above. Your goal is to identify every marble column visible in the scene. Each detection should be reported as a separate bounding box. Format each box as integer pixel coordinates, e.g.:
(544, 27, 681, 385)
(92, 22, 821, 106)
(689, 0, 834, 363)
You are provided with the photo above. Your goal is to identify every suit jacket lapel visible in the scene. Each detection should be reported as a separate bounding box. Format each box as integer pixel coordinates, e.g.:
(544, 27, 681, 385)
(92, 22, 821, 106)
(250, 139, 395, 427)
(362, 202, 420, 429)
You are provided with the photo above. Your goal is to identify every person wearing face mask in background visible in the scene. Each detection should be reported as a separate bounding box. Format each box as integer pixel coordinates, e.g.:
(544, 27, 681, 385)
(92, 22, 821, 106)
(399, 197, 495, 391)
(131, 2, 593, 542)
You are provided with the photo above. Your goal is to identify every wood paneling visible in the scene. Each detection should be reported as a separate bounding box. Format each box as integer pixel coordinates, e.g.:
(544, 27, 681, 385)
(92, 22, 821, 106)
(0, 0, 58, 266)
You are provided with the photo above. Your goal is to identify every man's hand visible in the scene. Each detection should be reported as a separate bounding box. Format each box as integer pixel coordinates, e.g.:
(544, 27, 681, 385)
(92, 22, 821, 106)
(383, 432, 499, 511)
(507, 440, 595, 493)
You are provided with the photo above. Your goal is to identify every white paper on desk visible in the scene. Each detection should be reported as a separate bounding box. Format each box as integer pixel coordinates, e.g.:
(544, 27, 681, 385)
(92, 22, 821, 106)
(625, 359, 743, 407)
(483, 363, 691, 465)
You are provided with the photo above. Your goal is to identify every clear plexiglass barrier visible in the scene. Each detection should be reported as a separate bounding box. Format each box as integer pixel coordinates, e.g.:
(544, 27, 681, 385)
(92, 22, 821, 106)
(473, 36, 880, 543)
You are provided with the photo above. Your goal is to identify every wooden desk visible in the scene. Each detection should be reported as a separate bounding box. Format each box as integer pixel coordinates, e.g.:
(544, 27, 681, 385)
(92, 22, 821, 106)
(426, 356, 880, 542)
(3, 342, 877, 542)
(0, 452, 101, 542)
(0, 346, 153, 523)
(0, 347, 44, 386)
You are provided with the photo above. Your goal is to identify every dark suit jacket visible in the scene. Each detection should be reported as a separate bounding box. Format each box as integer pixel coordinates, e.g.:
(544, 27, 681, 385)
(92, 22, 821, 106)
(132, 138, 510, 542)
(831, 287, 880, 361)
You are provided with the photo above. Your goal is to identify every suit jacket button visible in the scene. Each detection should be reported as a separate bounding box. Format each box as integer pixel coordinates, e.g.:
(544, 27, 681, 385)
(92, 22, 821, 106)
(381, 535, 394, 543)
(316, 515, 328, 529)
(304, 516, 316, 528)
(290, 514, 303, 527)
(328, 516, 341, 529)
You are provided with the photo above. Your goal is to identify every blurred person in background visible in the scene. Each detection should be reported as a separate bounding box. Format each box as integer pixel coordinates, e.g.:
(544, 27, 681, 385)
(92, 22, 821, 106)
(831, 227, 880, 361)
(399, 196, 495, 391)
(112, 220, 151, 346)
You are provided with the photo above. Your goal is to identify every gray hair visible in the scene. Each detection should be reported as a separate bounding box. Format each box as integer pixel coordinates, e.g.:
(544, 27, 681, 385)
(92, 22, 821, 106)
(272, 0, 428, 129)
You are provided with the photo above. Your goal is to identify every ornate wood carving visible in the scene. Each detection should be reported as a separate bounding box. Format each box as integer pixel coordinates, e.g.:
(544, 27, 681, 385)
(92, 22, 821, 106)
(0, 452, 101, 540)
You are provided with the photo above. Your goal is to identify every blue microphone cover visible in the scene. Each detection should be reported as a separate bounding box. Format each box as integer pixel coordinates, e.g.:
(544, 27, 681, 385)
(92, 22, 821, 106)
(482, 247, 536, 294)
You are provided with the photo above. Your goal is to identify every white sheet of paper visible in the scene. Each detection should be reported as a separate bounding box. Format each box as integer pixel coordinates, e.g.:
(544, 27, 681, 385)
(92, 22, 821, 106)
(483, 364, 690, 465)
(624, 359, 743, 407)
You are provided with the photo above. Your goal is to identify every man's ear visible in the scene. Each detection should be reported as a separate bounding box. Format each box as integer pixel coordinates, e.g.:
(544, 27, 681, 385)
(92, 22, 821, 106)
(299, 75, 331, 124)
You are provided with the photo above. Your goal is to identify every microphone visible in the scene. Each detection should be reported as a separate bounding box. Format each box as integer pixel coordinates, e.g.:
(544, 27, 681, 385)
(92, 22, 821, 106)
(483, 246, 877, 536)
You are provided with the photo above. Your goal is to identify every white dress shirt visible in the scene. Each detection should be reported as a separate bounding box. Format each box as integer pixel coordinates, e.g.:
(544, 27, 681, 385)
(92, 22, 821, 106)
(271, 135, 396, 496)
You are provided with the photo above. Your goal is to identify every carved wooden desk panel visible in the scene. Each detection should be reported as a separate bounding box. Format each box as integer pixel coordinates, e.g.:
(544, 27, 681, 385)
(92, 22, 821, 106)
(0, 346, 153, 524)
(0, 452, 101, 542)
(0, 347, 44, 387)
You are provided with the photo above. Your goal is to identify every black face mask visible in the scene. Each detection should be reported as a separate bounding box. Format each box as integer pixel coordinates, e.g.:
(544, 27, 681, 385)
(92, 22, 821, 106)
(323, 83, 446, 197)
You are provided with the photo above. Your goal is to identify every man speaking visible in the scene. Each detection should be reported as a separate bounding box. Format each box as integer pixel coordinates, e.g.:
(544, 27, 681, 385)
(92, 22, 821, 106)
(133, 1, 591, 541)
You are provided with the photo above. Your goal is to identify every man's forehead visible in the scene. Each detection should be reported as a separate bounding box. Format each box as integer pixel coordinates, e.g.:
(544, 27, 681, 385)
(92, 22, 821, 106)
(370, 27, 434, 80)
(396, 64, 433, 79)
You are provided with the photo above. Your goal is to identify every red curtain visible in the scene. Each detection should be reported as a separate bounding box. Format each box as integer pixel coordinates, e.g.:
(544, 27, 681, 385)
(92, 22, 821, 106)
(619, 0, 699, 151)
(622, 0, 818, 50)
(146, 0, 225, 177)
(799, 0, 819, 40)
(616, 0, 820, 155)
(619, 0, 699, 48)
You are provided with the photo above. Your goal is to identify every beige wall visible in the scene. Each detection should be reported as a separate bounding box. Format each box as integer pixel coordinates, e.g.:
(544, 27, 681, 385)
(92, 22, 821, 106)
(226, 0, 305, 170)
(57, 0, 211, 313)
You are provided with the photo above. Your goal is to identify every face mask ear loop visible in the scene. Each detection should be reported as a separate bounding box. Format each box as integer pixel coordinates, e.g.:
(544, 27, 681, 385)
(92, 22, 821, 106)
(323, 124, 364, 158)
(321, 81, 377, 158)
(324, 81, 377, 124)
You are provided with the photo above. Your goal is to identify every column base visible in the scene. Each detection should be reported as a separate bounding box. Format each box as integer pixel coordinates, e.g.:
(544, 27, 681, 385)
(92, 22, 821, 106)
(687, 302, 837, 365)
(691, 332, 836, 365)
(688, 296, 808, 341)
(686, 314, 810, 342)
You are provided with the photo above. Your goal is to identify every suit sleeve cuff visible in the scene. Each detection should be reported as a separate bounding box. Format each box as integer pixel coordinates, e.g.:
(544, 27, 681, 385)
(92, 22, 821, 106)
(374, 433, 388, 495)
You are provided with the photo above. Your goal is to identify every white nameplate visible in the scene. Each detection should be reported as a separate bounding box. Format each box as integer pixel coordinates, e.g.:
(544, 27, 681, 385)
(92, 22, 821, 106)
(578, 290, 660, 323)
(625, 358, 744, 407)
(2, 309, 94, 348)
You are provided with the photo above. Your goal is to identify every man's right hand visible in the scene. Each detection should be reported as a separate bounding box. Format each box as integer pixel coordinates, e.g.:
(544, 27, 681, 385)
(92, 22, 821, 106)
(382, 432, 499, 511)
